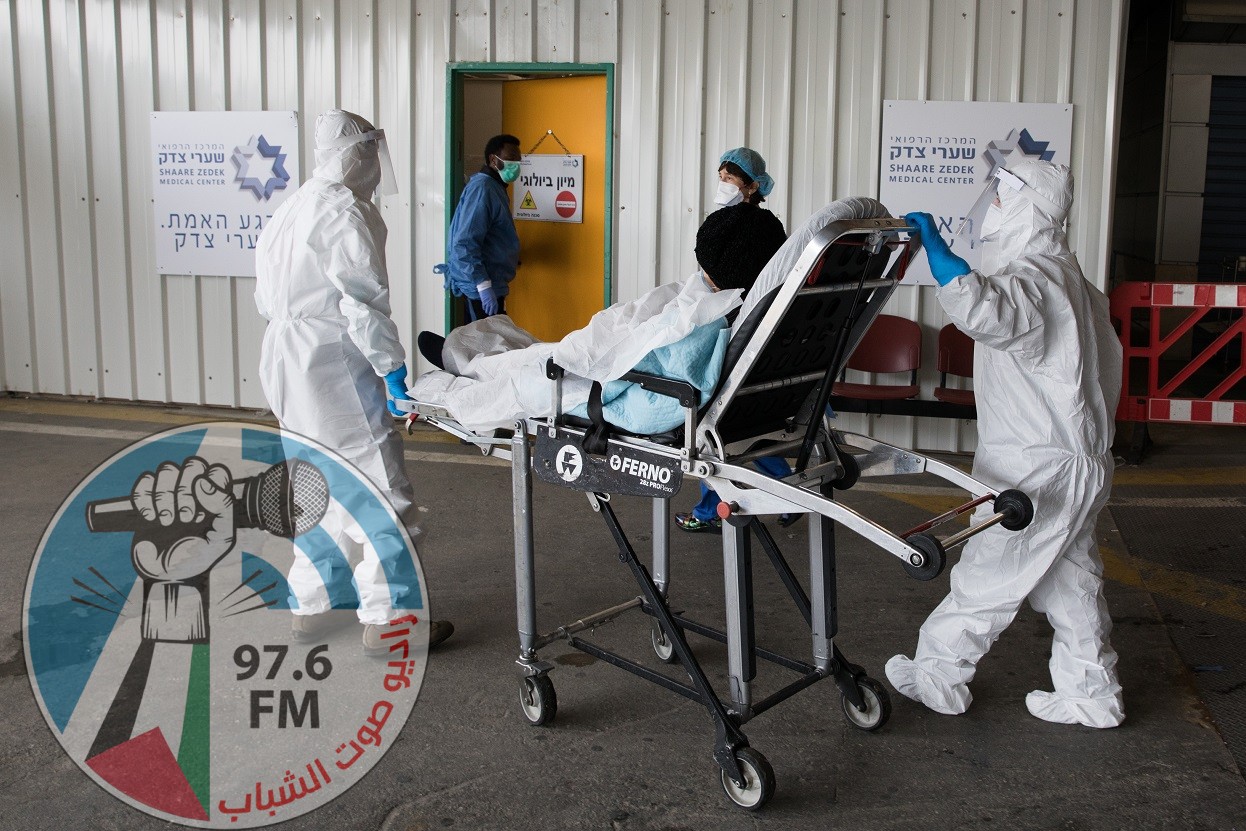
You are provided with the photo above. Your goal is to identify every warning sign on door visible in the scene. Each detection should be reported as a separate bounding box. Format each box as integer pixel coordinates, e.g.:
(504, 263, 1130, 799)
(512, 154, 584, 223)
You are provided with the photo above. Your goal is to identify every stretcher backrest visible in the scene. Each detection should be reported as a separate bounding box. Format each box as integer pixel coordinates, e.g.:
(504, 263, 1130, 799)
(697, 218, 912, 452)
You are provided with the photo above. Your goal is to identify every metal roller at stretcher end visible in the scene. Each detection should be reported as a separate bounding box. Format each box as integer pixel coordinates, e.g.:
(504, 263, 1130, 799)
(898, 489, 1035, 581)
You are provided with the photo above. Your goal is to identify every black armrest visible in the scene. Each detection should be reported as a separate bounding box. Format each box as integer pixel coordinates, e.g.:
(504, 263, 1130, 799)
(619, 370, 699, 408)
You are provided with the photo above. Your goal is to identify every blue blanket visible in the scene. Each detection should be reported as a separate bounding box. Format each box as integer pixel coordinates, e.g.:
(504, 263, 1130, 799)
(568, 321, 730, 434)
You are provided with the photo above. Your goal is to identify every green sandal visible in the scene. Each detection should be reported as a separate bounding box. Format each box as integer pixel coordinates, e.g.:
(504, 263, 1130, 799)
(675, 512, 721, 533)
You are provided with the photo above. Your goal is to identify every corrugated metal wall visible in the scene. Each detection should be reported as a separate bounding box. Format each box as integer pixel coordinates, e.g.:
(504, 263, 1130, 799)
(1, 0, 1125, 452)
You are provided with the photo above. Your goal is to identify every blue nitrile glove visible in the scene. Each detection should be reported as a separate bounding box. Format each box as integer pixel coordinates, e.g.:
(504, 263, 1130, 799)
(384, 364, 410, 417)
(905, 212, 970, 286)
(476, 282, 499, 316)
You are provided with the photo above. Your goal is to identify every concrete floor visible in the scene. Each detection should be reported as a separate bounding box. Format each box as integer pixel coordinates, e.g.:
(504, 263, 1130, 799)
(0, 397, 1243, 830)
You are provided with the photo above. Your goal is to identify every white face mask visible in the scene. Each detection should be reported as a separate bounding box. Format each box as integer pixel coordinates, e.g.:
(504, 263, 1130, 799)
(980, 203, 1004, 242)
(715, 181, 743, 207)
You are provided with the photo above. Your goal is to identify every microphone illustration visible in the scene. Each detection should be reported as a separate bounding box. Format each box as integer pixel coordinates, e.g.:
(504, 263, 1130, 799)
(83, 457, 331, 644)
(86, 459, 330, 538)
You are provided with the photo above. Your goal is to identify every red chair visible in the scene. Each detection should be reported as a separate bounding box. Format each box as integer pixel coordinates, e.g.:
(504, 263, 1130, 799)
(933, 323, 976, 405)
(832, 314, 921, 400)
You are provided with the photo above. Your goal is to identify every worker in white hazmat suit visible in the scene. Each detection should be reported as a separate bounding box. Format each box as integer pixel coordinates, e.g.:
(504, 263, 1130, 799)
(255, 109, 452, 653)
(889, 159, 1124, 728)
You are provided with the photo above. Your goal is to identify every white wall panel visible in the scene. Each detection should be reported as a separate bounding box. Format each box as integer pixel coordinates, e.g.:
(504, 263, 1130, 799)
(789, 0, 841, 223)
(703, 0, 750, 222)
(234, 276, 266, 409)
(614, 0, 662, 306)
(1, 0, 1126, 452)
(191, 0, 226, 109)
(412, 0, 453, 348)
(535, 0, 574, 62)
(379, 0, 413, 358)
(658, 1, 706, 282)
(264, 2, 301, 113)
(339, 1, 374, 115)
(748, 0, 793, 229)
(49, 0, 100, 397)
(86, 0, 135, 400)
(495, 0, 536, 62)
(199, 274, 234, 405)
(154, 0, 199, 404)
(454, 0, 491, 61)
(119, 0, 165, 402)
(578, 0, 616, 63)
(0, 0, 33, 392)
(17, 0, 66, 394)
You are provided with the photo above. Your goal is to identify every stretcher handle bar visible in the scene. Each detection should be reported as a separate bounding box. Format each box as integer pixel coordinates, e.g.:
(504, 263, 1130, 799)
(532, 597, 644, 650)
(900, 494, 993, 538)
(704, 463, 928, 565)
(420, 414, 513, 452)
(796, 277, 895, 296)
(940, 511, 1007, 549)
(732, 371, 832, 397)
(835, 431, 994, 498)
(620, 370, 700, 408)
(721, 437, 811, 467)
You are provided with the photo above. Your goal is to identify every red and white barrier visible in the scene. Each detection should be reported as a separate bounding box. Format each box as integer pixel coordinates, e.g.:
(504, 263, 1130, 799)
(1110, 281, 1246, 427)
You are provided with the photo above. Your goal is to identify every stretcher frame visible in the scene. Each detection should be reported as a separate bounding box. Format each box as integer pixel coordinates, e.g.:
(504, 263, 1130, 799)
(403, 217, 1033, 810)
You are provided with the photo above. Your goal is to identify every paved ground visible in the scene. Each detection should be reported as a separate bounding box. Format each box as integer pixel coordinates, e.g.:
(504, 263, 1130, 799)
(0, 397, 1243, 830)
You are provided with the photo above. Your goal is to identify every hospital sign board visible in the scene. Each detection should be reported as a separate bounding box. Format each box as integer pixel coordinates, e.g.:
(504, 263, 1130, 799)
(151, 111, 300, 277)
(513, 154, 584, 223)
(879, 101, 1073, 286)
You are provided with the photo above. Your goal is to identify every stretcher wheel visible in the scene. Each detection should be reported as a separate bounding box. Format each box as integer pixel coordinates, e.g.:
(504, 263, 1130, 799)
(519, 675, 557, 726)
(996, 489, 1034, 531)
(650, 621, 678, 664)
(902, 533, 946, 581)
(841, 676, 891, 731)
(719, 747, 775, 811)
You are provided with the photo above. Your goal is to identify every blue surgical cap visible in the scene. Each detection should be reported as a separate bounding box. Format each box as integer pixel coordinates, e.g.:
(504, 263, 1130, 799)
(719, 147, 775, 197)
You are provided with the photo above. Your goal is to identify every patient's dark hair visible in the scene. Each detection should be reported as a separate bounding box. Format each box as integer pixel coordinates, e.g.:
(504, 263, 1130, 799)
(695, 204, 787, 293)
(484, 134, 521, 159)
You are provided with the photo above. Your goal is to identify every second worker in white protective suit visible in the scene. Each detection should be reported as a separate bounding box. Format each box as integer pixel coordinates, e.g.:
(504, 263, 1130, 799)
(256, 109, 453, 654)
(891, 159, 1124, 728)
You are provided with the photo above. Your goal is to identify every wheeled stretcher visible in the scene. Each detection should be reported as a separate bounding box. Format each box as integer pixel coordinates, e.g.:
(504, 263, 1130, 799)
(402, 217, 1033, 810)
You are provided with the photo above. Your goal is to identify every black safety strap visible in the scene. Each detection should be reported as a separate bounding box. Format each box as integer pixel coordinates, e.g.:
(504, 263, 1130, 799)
(582, 381, 611, 455)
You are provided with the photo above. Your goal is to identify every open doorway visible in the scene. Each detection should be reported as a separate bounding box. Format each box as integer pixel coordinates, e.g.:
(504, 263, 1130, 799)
(446, 63, 614, 341)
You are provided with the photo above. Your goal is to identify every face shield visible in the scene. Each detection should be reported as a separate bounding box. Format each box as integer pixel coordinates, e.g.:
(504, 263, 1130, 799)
(954, 166, 1065, 244)
(316, 128, 399, 197)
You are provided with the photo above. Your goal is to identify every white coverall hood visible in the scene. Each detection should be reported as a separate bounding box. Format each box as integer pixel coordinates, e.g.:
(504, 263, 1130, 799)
(980, 159, 1074, 274)
(888, 160, 1125, 729)
(314, 110, 383, 200)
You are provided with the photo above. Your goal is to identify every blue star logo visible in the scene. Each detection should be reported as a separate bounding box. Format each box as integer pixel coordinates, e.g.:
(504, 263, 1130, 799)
(983, 127, 1057, 174)
(231, 135, 290, 201)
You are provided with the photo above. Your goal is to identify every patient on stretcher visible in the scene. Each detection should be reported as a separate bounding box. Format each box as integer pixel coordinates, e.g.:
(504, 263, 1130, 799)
(410, 198, 889, 435)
